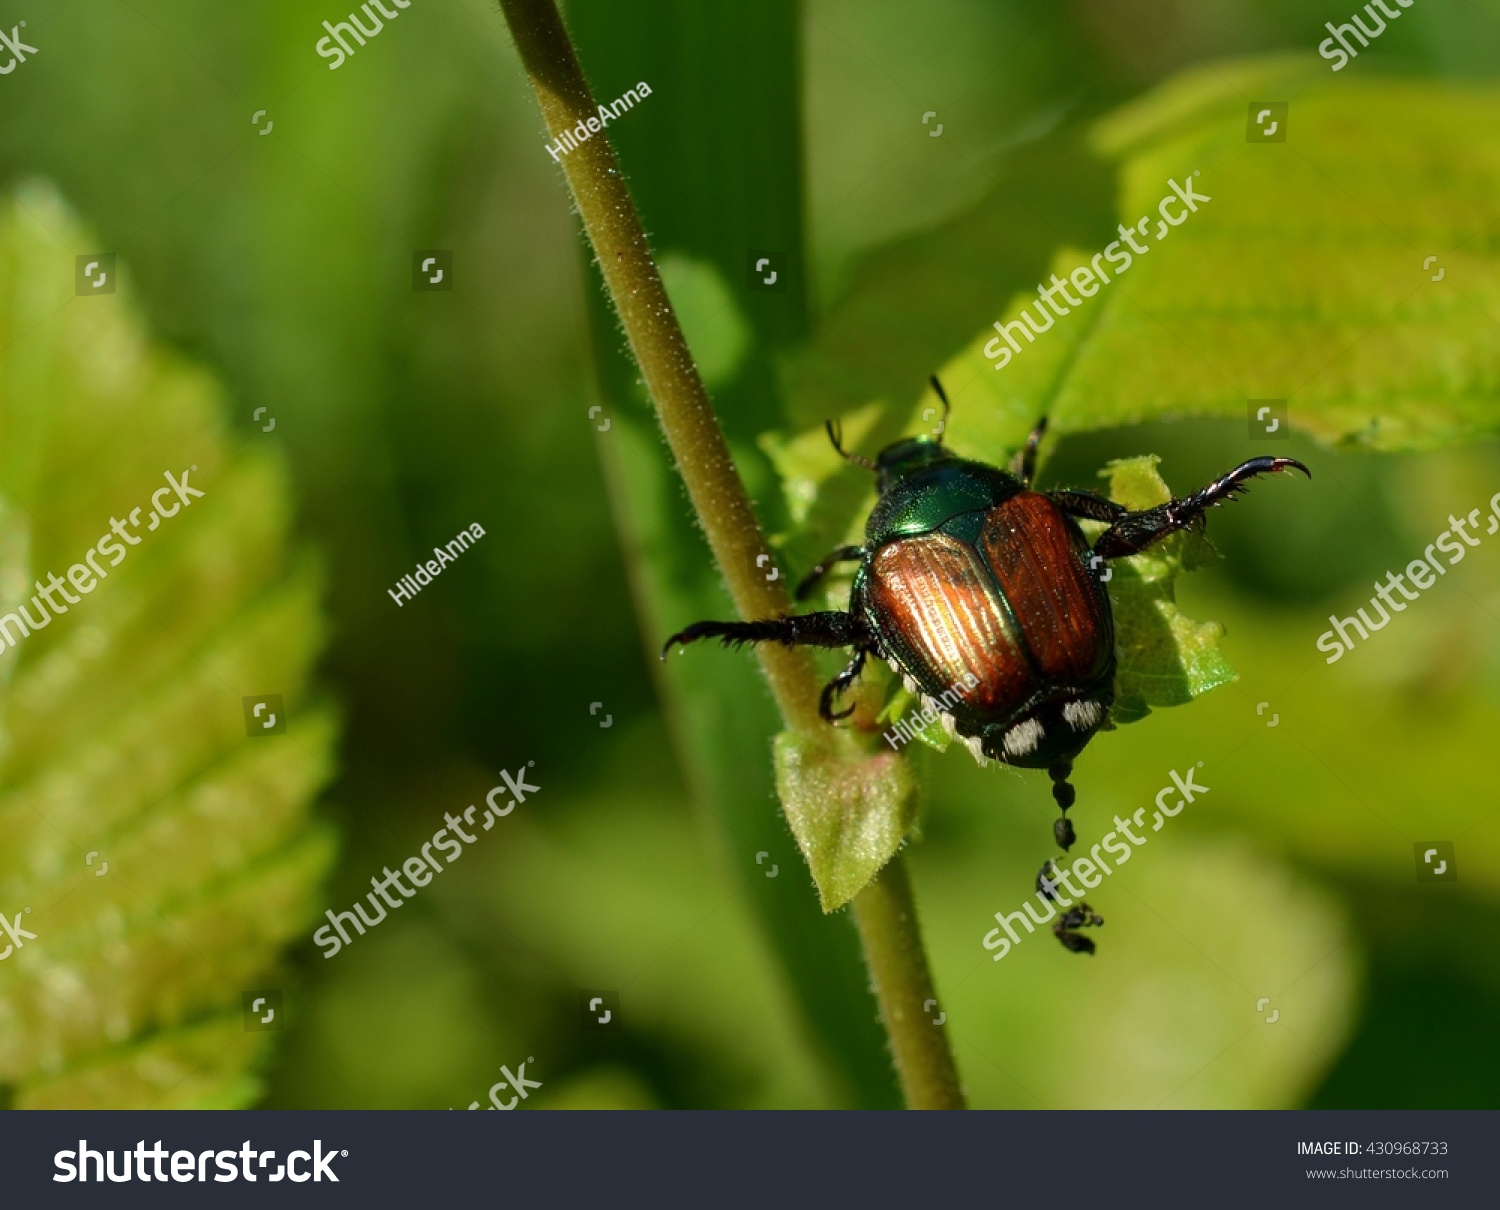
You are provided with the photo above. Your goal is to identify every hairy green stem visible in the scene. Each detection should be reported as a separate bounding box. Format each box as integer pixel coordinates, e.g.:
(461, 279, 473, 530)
(851, 858, 964, 1109)
(498, 0, 817, 731)
(498, 0, 964, 1109)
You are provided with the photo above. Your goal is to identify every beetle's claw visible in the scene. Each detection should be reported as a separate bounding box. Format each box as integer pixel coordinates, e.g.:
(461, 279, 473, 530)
(820, 698, 856, 723)
(1053, 903, 1104, 954)
(661, 621, 729, 658)
(1054, 924, 1098, 954)
(1040, 862, 1103, 952)
(1230, 455, 1312, 490)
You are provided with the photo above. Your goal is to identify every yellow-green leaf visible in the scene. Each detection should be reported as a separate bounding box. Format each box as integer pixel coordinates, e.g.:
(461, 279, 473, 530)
(773, 731, 918, 912)
(0, 182, 338, 1108)
(1097, 457, 1235, 724)
(876, 685, 955, 754)
(949, 57, 1500, 459)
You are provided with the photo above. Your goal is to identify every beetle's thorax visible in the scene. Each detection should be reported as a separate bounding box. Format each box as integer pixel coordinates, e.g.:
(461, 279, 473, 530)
(866, 447, 1025, 545)
(873, 436, 948, 489)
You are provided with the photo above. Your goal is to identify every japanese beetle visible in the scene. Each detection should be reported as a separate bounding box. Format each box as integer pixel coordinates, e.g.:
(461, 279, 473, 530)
(663, 379, 1308, 951)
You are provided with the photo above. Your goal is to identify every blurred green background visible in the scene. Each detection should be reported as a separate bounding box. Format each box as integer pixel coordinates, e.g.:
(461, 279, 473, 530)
(2, 0, 1499, 1109)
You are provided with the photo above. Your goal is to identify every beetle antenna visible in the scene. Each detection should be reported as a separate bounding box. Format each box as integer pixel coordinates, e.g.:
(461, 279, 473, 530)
(928, 375, 951, 444)
(826, 420, 876, 472)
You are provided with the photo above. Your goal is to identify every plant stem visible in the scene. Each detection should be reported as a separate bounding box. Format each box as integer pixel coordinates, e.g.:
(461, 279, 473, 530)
(851, 858, 965, 1109)
(498, 0, 964, 1109)
(498, 0, 817, 732)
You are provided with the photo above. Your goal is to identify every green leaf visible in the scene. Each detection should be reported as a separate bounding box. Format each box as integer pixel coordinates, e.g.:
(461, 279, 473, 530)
(946, 57, 1500, 457)
(773, 732, 919, 913)
(0, 183, 337, 1108)
(1097, 456, 1235, 725)
(875, 686, 953, 755)
(781, 131, 1117, 431)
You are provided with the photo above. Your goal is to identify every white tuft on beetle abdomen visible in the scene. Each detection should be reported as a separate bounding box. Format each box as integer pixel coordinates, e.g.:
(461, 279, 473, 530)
(1001, 717, 1044, 758)
(1063, 699, 1102, 731)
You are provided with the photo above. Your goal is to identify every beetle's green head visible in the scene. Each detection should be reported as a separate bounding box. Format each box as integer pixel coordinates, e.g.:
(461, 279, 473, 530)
(874, 435, 948, 491)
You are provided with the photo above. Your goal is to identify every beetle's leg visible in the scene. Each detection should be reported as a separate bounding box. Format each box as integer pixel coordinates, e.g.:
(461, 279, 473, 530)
(1037, 860, 1103, 954)
(1052, 492, 1126, 584)
(820, 647, 870, 722)
(1049, 760, 1077, 850)
(1091, 457, 1311, 560)
(661, 611, 866, 659)
(1049, 489, 1124, 524)
(795, 545, 865, 602)
(1008, 417, 1048, 485)
(1053, 904, 1104, 954)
